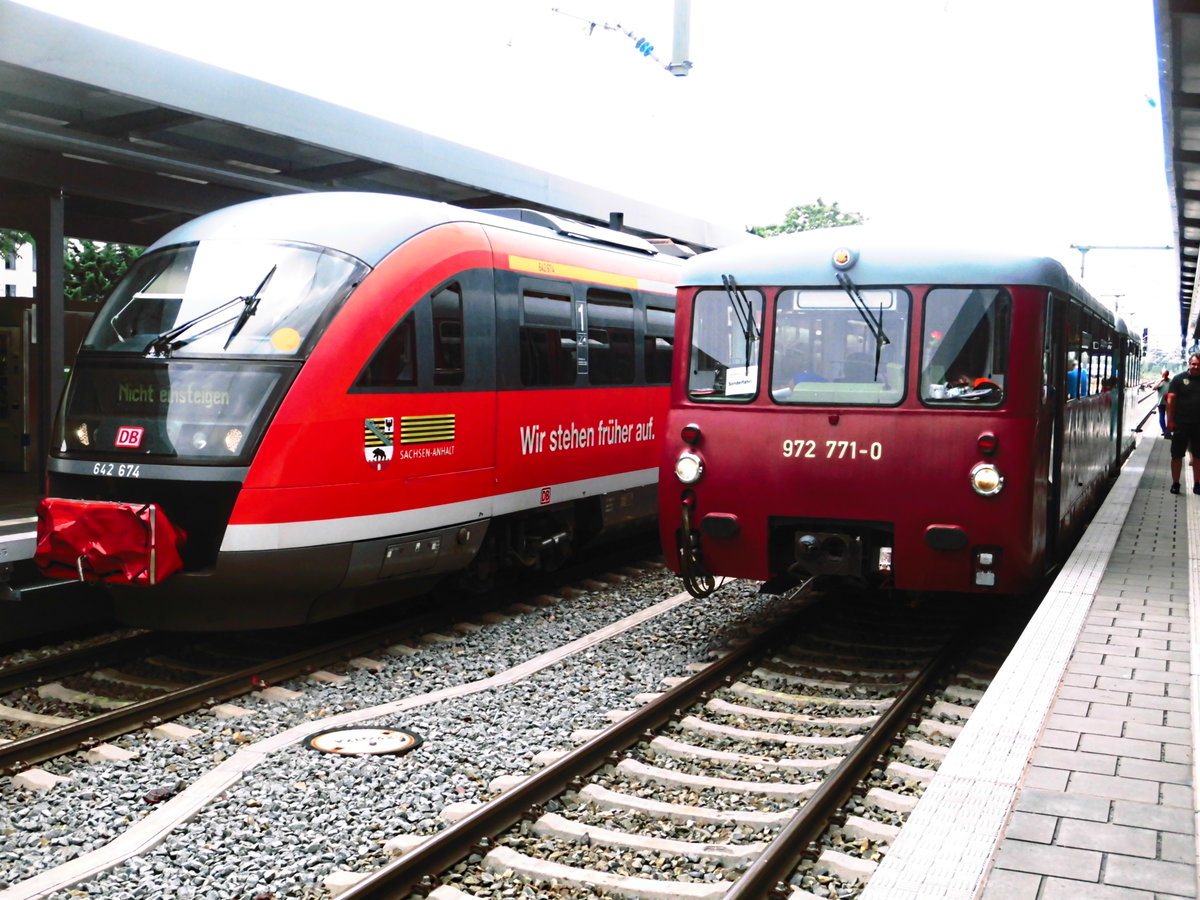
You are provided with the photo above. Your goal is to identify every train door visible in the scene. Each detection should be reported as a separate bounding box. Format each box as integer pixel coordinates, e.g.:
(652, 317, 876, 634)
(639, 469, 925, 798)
(0, 324, 28, 472)
(1043, 293, 1066, 562)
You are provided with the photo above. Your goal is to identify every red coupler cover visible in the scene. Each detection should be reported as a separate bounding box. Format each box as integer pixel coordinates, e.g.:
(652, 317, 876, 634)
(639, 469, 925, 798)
(34, 498, 186, 586)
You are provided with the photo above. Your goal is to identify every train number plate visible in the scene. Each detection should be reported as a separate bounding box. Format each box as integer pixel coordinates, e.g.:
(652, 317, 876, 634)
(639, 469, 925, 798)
(92, 462, 142, 478)
(783, 439, 882, 460)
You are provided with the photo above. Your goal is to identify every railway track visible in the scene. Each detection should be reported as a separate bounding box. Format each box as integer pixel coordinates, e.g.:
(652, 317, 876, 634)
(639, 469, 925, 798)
(0, 568, 1031, 900)
(332, 590, 1017, 899)
(0, 545, 662, 775)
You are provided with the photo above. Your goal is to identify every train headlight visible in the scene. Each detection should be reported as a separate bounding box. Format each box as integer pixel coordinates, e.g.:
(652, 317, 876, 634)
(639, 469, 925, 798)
(969, 462, 1004, 496)
(74, 423, 91, 448)
(223, 428, 244, 453)
(191, 431, 208, 451)
(674, 451, 704, 484)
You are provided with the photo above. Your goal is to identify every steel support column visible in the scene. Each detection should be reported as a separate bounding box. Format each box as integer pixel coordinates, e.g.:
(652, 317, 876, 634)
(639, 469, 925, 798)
(30, 190, 63, 485)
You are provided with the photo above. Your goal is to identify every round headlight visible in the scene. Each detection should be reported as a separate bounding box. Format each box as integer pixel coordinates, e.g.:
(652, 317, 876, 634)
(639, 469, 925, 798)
(674, 451, 704, 484)
(970, 462, 1004, 496)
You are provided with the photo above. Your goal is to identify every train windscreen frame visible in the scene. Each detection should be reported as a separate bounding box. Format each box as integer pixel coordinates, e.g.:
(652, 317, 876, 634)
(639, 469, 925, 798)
(919, 287, 1012, 406)
(686, 288, 765, 401)
(770, 287, 909, 406)
(83, 239, 368, 359)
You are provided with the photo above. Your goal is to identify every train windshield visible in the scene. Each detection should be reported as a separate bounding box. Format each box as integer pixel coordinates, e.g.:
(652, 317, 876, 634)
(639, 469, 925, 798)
(770, 288, 909, 405)
(686, 287, 764, 401)
(920, 288, 1011, 405)
(83, 240, 368, 357)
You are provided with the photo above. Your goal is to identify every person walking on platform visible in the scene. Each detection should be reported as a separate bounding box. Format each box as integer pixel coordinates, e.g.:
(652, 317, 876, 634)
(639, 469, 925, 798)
(1157, 368, 1172, 436)
(1165, 354, 1200, 494)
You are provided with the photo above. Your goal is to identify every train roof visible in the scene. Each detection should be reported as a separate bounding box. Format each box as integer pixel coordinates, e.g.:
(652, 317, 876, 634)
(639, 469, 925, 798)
(682, 224, 1100, 306)
(146, 192, 671, 266)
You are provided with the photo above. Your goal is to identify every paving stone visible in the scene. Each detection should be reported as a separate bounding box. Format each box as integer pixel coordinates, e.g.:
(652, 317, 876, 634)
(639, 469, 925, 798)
(1031, 747, 1118, 776)
(1115, 756, 1192, 784)
(1159, 782, 1193, 807)
(1003, 811, 1056, 844)
(1013, 789, 1110, 823)
(1103, 854, 1197, 896)
(1122, 721, 1190, 745)
(1076, 733, 1164, 760)
(1054, 819, 1158, 857)
(1024, 765, 1071, 791)
(978, 868, 1042, 900)
(1038, 728, 1081, 751)
(1040, 878, 1158, 900)
(1046, 712, 1124, 737)
(992, 840, 1102, 881)
(1085, 701, 1167, 725)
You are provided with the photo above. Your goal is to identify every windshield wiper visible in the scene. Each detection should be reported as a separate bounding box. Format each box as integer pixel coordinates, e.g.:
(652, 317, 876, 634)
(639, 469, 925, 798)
(721, 274, 760, 371)
(836, 271, 890, 380)
(144, 265, 277, 357)
(223, 265, 276, 350)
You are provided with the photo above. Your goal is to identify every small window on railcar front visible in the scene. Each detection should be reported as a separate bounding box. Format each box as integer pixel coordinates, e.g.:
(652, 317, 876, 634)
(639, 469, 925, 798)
(921, 288, 1011, 406)
(687, 288, 764, 401)
(357, 313, 416, 388)
(770, 287, 908, 405)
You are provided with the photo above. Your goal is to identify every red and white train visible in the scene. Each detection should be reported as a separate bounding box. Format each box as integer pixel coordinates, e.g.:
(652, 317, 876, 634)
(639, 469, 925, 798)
(659, 226, 1140, 599)
(36, 192, 684, 629)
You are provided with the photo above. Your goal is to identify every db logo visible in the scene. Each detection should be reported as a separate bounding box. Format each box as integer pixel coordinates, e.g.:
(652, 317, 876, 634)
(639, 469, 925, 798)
(539, 487, 552, 505)
(114, 426, 145, 448)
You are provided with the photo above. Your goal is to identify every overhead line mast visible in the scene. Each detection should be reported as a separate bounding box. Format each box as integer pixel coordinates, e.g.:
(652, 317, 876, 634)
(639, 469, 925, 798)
(552, 0, 692, 76)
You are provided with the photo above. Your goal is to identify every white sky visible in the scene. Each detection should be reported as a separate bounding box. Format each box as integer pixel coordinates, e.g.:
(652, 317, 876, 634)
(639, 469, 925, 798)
(16, 0, 1183, 348)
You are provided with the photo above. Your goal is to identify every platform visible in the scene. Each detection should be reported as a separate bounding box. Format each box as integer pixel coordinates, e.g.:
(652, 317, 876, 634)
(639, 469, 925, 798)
(0, 470, 39, 569)
(863, 435, 1197, 900)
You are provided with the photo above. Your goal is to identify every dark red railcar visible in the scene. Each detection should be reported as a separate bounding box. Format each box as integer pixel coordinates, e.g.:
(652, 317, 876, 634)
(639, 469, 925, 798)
(38, 193, 684, 629)
(659, 227, 1139, 598)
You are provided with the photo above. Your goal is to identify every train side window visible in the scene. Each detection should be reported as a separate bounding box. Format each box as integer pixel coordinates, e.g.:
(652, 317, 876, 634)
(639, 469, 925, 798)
(433, 283, 464, 386)
(645, 302, 675, 385)
(1075, 324, 1093, 398)
(356, 313, 416, 388)
(687, 287, 764, 401)
(587, 289, 635, 385)
(520, 289, 576, 386)
(921, 287, 1010, 405)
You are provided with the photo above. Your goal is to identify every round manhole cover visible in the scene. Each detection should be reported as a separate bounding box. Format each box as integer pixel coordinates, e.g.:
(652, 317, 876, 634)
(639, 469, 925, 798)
(304, 727, 423, 756)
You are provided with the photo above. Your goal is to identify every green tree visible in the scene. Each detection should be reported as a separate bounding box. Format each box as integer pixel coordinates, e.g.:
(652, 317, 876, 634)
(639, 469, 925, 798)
(750, 198, 866, 236)
(0, 231, 143, 303)
(64, 239, 143, 303)
(0, 228, 31, 259)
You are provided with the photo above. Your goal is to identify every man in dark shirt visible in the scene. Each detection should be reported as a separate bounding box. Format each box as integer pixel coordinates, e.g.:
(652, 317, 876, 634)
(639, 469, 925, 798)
(1166, 353, 1200, 494)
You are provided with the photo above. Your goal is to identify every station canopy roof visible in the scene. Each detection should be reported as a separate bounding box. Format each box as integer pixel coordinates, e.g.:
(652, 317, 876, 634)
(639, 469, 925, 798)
(0, 0, 747, 254)
(1161, 0, 1200, 339)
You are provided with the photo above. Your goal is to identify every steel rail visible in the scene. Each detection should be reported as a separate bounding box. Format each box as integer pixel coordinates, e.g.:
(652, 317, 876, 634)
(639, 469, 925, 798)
(721, 629, 964, 900)
(0, 614, 451, 774)
(0, 630, 163, 696)
(338, 588, 825, 900)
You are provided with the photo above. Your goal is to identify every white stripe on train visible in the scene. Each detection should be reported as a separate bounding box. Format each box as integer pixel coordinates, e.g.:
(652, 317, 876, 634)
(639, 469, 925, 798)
(219, 467, 659, 553)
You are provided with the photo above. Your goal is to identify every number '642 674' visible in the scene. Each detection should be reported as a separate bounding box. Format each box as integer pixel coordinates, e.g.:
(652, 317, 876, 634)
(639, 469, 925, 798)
(92, 462, 141, 477)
